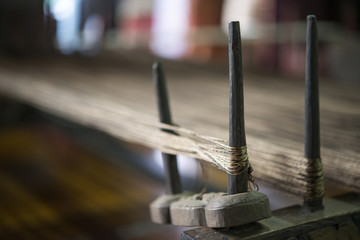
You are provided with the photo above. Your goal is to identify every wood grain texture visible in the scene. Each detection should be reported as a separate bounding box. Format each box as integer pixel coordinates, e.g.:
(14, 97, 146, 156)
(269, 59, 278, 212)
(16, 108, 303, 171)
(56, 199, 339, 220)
(0, 53, 359, 197)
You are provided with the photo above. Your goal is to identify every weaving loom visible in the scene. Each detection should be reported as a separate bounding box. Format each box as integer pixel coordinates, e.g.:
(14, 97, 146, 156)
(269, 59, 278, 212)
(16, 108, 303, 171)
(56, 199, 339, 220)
(0, 16, 359, 238)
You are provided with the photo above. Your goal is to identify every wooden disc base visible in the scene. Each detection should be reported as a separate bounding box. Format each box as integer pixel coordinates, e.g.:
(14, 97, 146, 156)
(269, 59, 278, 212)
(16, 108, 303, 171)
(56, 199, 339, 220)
(170, 192, 226, 226)
(205, 191, 271, 228)
(150, 191, 271, 228)
(150, 192, 193, 224)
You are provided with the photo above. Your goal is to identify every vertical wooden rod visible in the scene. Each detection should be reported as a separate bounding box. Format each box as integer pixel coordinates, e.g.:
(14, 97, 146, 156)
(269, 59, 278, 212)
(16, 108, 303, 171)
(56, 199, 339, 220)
(304, 15, 323, 210)
(227, 21, 248, 195)
(305, 15, 320, 160)
(153, 62, 182, 195)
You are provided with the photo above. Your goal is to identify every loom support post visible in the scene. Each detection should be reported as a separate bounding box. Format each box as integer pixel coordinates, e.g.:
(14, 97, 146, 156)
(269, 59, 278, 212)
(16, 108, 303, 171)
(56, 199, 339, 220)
(304, 15, 324, 211)
(150, 23, 272, 229)
(152, 61, 182, 195)
(228, 21, 249, 195)
(150, 62, 185, 224)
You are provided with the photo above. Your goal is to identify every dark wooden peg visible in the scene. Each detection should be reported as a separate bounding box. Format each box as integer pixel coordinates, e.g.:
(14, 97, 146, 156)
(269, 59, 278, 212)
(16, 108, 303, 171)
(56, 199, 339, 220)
(304, 15, 324, 211)
(227, 21, 248, 195)
(153, 62, 182, 195)
(305, 15, 320, 160)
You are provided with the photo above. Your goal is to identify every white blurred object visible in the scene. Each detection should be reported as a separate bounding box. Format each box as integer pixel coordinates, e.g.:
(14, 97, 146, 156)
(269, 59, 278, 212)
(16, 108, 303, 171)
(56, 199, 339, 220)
(51, 0, 76, 21)
(49, 0, 81, 54)
(151, 0, 191, 59)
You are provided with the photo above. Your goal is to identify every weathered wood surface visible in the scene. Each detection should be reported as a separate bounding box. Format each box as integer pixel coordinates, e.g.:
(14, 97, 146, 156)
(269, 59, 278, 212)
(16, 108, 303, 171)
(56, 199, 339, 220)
(0, 53, 359, 196)
(181, 193, 360, 240)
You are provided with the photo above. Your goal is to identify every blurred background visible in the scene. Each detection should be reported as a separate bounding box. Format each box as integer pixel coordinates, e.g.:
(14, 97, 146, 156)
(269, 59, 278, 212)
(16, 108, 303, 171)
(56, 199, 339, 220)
(1, 0, 359, 80)
(0, 0, 359, 239)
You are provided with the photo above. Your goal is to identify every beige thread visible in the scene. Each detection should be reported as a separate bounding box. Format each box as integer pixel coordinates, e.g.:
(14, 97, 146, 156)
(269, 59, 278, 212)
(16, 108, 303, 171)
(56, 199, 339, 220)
(303, 158, 324, 202)
(0, 73, 328, 197)
(229, 146, 249, 175)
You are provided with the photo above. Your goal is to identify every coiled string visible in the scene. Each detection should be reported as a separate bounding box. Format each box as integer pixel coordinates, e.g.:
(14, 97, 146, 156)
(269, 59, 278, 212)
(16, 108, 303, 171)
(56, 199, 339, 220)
(302, 158, 324, 202)
(229, 146, 258, 191)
